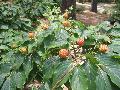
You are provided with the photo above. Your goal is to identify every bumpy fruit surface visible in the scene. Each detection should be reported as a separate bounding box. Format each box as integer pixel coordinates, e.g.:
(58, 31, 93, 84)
(62, 21, 71, 27)
(59, 49, 69, 58)
(99, 44, 109, 53)
(41, 24, 49, 30)
(28, 32, 35, 39)
(76, 38, 84, 47)
(63, 12, 69, 19)
(19, 47, 27, 54)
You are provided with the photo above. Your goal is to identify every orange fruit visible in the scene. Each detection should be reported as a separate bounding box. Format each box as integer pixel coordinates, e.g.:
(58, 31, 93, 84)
(99, 44, 109, 53)
(63, 12, 69, 19)
(19, 47, 27, 54)
(28, 32, 35, 39)
(62, 21, 71, 27)
(59, 49, 69, 58)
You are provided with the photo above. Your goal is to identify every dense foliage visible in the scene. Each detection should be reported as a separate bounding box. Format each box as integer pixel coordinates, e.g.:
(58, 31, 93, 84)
(0, 1, 120, 90)
(111, 0, 120, 22)
(0, 0, 58, 31)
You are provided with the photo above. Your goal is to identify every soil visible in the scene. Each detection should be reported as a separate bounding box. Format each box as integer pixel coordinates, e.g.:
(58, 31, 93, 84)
(76, 11, 109, 26)
(76, 2, 115, 25)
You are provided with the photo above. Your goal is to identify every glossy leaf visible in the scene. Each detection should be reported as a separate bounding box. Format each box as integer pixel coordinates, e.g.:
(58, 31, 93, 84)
(84, 61, 98, 90)
(14, 72, 26, 89)
(43, 56, 61, 81)
(96, 68, 112, 90)
(1, 74, 16, 90)
(0, 74, 7, 87)
(70, 67, 88, 90)
(102, 65, 120, 88)
(52, 61, 74, 89)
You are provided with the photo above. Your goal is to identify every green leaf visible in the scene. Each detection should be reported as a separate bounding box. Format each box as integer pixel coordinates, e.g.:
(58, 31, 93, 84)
(40, 27, 54, 38)
(96, 54, 116, 65)
(85, 37, 95, 45)
(36, 35, 44, 46)
(23, 59, 33, 78)
(52, 61, 74, 89)
(72, 29, 82, 36)
(102, 65, 120, 88)
(0, 74, 7, 87)
(0, 25, 9, 29)
(12, 54, 24, 70)
(14, 72, 26, 89)
(84, 61, 98, 90)
(1, 51, 14, 63)
(110, 28, 120, 37)
(94, 35, 111, 42)
(43, 34, 55, 49)
(43, 56, 61, 81)
(96, 68, 112, 90)
(32, 53, 41, 65)
(109, 39, 120, 55)
(96, 53, 120, 88)
(54, 30, 69, 47)
(111, 55, 120, 60)
(82, 29, 95, 38)
(0, 45, 9, 50)
(70, 67, 88, 90)
(1, 74, 16, 90)
(0, 63, 13, 73)
(72, 21, 85, 30)
(98, 21, 111, 31)
(44, 30, 69, 49)
(86, 54, 99, 64)
(1, 53, 24, 71)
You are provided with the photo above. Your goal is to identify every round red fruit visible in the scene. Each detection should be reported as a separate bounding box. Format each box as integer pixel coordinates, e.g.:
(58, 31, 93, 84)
(76, 38, 84, 47)
(59, 49, 69, 58)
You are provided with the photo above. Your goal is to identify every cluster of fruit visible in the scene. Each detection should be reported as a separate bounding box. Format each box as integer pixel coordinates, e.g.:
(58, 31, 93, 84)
(59, 43, 109, 59)
(59, 38, 84, 59)
(17, 12, 70, 54)
(59, 12, 109, 59)
(11, 12, 109, 58)
(62, 12, 71, 27)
